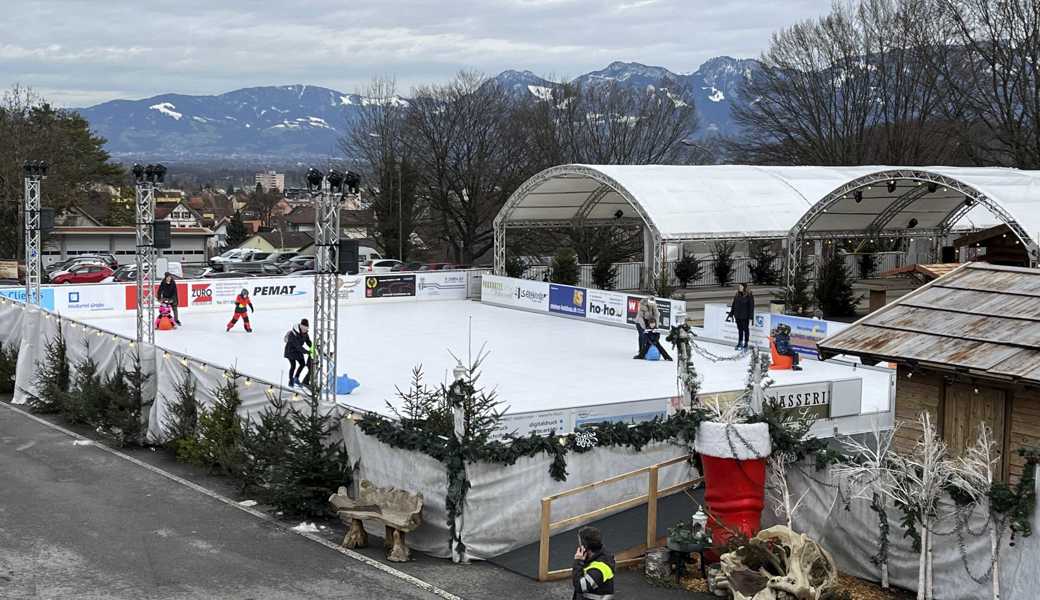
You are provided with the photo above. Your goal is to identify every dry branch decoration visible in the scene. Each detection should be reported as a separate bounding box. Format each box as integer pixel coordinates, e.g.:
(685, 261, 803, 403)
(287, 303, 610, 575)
(833, 423, 899, 589)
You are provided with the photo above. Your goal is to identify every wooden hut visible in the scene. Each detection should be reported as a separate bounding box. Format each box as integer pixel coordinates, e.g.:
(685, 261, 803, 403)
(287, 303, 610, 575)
(819, 262, 1040, 481)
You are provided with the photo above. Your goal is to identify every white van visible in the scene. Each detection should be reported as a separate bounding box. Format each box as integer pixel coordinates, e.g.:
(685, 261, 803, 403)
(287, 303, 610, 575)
(358, 246, 381, 265)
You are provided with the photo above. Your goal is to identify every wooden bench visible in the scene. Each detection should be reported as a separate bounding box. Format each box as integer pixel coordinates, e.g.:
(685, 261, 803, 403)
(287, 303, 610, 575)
(329, 481, 424, 562)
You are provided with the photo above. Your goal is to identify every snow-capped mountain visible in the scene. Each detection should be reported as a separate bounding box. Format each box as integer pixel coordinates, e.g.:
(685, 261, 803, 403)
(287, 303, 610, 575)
(77, 58, 759, 160)
(77, 84, 406, 160)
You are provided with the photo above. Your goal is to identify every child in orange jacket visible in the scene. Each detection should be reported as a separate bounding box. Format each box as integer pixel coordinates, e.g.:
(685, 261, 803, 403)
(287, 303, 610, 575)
(226, 289, 254, 332)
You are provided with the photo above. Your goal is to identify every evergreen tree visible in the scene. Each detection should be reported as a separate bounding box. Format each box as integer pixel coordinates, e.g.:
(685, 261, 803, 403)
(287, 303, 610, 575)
(814, 254, 860, 318)
(238, 390, 294, 494)
(163, 364, 200, 461)
(268, 390, 350, 517)
(711, 240, 736, 287)
(749, 241, 779, 285)
(858, 251, 878, 280)
(190, 372, 245, 474)
(550, 247, 579, 285)
(29, 326, 69, 414)
(67, 351, 105, 425)
(591, 247, 617, 290)
(102, 351, 150, 446)
(777, 257, 814, 316)
(674, 254, 702, 288)
(225, 211, 250, 249)
(656, 267, 675, 298)
(503, 255, 525, 279)
(0, 341, 17, 394)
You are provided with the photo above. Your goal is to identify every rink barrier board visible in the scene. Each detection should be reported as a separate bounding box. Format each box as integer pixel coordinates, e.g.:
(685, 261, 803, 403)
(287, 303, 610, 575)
(0, 270, 480, 319)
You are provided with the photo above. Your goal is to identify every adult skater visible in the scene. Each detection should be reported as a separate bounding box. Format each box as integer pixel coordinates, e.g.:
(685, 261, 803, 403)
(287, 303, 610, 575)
(633, 296, 660, 359)
(729, 283, 754, 350)
(283, 318, 312, 388)
(157, 272, 181, 326)
(226, 289, 254, 332)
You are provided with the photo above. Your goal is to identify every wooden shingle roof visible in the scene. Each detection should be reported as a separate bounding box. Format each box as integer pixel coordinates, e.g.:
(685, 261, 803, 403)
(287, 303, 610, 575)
(819, 263, 1040, 383)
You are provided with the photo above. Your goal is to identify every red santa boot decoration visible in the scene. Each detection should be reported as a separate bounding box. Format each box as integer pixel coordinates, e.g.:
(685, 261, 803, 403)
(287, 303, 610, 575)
(694, 421, 771, 558)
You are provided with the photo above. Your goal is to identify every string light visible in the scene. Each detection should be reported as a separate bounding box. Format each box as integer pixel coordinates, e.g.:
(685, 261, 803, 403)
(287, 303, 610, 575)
(244, 378, 253, 387)
(162, 351, 169, 359)
(180, 357, 188, 366)
(291, 393, 300, 402)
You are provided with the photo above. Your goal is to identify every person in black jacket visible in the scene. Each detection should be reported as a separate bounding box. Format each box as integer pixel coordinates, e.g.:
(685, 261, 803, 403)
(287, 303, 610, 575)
(157, 273, 181, 325)
(572, 526, 615, 600)
(729, 283, 754, 350)
(283, 318, 312, 387)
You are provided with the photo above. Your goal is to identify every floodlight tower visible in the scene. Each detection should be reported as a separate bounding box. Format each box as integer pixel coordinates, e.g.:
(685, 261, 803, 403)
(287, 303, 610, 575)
(132, 163, 165, 345)
(22, 161, 47, 306)
(308, 167, 360, 405)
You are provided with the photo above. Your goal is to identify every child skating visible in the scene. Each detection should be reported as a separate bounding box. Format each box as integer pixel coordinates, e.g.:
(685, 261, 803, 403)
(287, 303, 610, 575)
(156, 300, 177, 331)
(226, 289, 254, 332)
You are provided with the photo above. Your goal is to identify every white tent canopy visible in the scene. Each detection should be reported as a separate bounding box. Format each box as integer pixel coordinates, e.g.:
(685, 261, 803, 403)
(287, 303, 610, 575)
(493, 164, 1040, 287)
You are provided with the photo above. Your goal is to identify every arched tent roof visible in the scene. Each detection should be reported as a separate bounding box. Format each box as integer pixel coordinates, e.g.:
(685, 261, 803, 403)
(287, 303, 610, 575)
(792, 167, 1040, 246)
(497, 164, 1040, 246)
(495, 164, 884, 240)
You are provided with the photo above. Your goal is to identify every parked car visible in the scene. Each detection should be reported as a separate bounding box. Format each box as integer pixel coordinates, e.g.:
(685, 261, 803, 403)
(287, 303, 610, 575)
(358, 247, 382, 265)
(264, 251, 298, 264)
(209, 248, 252, 270)
(46, 256, 110, 276)
(286, 255, 315, 272)
(51, 264, 114, 284)
(200, 270, 257, 279)
(419, 262, 465, 271)
(390, 261, 424, 272)
(362, 259, 403, 274)
(101, 261, 184, 283)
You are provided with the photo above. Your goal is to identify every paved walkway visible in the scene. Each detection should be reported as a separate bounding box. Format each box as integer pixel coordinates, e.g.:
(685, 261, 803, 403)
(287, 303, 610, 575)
(0, 401, 712, 599)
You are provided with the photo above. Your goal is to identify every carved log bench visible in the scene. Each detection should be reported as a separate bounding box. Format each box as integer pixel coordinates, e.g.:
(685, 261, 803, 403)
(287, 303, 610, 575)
(329, 481, 423, 562)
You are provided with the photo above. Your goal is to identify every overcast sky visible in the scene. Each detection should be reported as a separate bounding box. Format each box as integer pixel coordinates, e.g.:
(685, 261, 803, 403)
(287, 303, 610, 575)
(2, 0, 830, 108)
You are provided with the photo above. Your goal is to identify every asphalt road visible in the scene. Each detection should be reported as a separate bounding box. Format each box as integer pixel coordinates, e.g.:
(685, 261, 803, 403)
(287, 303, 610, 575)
(0, 406, 443, 600)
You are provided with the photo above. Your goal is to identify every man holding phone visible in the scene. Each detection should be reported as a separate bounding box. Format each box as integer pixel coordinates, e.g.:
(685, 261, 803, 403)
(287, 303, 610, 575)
(572, 526, 615, 599)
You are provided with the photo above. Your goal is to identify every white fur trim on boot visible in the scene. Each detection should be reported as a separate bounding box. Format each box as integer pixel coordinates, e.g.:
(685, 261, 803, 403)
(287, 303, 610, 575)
(694, 422, 772, 460)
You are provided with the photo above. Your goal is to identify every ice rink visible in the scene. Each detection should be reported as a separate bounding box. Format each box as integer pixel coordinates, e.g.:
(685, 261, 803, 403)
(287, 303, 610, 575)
(79, 300, 892, 418)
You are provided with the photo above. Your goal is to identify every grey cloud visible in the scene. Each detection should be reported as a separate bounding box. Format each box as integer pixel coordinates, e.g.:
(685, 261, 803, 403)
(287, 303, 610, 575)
(1, 0, 829, 107)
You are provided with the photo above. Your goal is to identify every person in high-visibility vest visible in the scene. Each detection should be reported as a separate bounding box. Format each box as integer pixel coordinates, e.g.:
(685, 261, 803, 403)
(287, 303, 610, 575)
(572, 526, 615, 600)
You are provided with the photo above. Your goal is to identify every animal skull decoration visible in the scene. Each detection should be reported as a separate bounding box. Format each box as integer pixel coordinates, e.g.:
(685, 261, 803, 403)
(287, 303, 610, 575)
(712, 525, 838, 600)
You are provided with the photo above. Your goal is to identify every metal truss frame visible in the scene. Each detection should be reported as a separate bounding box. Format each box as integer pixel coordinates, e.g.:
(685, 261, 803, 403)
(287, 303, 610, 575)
(135, 181, 157, 345)
(23, 175, 42, 307)
(312, 176, 345, 407)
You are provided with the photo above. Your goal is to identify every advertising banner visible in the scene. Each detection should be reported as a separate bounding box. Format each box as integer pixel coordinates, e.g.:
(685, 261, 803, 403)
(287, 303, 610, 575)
(365, 274, 416, 298)
(548, 284, 586, 318)
(188, 282, 214, 307)
(585, 289, 627, 324)
(573, 398, 669, 429)
(56, 285, 123, 316)
(771, 314, 829, 358)
(417, 271, 467, 299)
(125, 283, 188, 309)
(480, 275, 550, 311)
(764, 381, 832, 420)
(337, 275, 364, 303)
(0, 287, 55, 311)
(493, 410, 571, 441)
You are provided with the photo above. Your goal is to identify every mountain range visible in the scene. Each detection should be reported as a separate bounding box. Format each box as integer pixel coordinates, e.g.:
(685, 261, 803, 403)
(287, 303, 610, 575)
(76, 57, 761, 162)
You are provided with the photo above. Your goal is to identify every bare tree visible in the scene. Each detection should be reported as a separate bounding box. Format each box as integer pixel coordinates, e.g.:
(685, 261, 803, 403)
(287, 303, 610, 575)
(731, 0, 962, 165)
(404, 73, 529, 264)
(934, 0, 1040, 169)
(341, 77, 422, 260)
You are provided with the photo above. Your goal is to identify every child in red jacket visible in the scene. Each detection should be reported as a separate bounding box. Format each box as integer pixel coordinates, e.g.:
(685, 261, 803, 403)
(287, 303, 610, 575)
(226, 289, 254, 332)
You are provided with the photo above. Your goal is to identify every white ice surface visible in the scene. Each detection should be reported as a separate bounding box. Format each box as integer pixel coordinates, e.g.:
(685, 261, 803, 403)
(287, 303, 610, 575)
(78, 300, 891, 417)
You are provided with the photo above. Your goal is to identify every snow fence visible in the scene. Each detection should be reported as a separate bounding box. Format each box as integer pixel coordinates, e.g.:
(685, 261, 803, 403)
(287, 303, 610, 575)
(768, 461, 1040, 600)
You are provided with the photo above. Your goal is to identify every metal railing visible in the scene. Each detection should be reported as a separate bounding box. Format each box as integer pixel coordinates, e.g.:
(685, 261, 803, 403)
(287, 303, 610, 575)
(537, 454, 701, 581)
(523, 252, 905, 291)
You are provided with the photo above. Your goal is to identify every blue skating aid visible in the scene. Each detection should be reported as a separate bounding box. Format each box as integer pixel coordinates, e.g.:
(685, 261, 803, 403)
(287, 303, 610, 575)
(645, 346, 661, 361)
(335, 374, 360, 395)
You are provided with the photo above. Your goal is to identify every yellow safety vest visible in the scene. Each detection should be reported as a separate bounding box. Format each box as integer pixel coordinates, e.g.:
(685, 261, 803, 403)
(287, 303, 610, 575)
(584, 560, 614, 581)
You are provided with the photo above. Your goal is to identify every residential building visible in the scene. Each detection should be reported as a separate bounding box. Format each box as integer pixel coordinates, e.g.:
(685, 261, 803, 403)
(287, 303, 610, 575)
(42, 226, 214, 266)
(156, 200, 205, 229)
(284, 206, 372, 239)
(255, 171, 285, 192)
(237, 231, 314, 252)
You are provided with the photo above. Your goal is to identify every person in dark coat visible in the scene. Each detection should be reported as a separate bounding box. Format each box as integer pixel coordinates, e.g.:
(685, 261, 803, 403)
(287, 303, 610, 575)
(283, 318, 312, 387)
(774, 323, 802, 371)
(157, 272, 181, 325)
(729, 283, 754, 350)
(572, 526, 616, 600)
